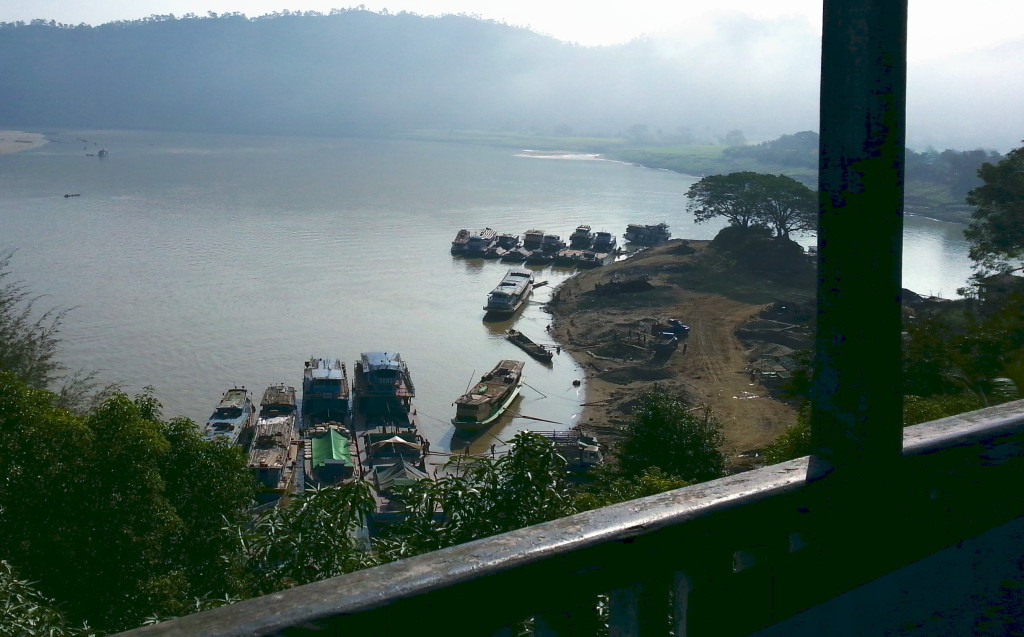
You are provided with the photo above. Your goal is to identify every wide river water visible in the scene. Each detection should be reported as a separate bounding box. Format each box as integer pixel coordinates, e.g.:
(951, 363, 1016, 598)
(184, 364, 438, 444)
(0, 129, 974, 456)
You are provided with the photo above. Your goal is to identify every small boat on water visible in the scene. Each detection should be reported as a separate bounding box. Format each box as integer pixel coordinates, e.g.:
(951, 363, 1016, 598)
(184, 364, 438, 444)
(483, 267, 534, 318)
(451, 227, 497, 255)
(452, 359, 525, 431)
(202, 387, 256, 445)
(302, 357, 350, 428)
(506, 328, 554, 363)
(249, 384, 300, 501)
(569, 224, 594, 249)
(592, 230, 618, 253)
(522, 229, 545, 252)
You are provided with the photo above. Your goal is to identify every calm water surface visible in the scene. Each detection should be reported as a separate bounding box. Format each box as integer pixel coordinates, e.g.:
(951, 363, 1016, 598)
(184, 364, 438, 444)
(0, 130, 974, 455)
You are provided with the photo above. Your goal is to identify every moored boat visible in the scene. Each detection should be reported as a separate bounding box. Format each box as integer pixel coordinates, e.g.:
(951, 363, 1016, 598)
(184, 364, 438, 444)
(592, 230, 617, 253)
(483, 267, 534, 317)
(202, 387, 256, 445)
(522, 228, 545, 252)
(452, 359, 525, 431)
(569, 224, 594, 249)
(624, 222, 672, 245)
(248, 384, 300, 501)
(351, 351, 430, 531)
(302, 357, 350, 428)
(451, 227, 497, 255)
(352, 351, 416, 422)
(506, 328, 554, 363)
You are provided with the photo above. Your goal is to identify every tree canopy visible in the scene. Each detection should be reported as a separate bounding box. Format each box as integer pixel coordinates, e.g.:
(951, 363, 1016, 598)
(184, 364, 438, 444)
(963, 143, 1024, 274)
(685, 171, 817, 240)
(616, 389, 726, 483)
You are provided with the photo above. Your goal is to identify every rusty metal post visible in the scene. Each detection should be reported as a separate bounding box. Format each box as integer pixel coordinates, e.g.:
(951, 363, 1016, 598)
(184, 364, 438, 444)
(811, 0, 908, 476)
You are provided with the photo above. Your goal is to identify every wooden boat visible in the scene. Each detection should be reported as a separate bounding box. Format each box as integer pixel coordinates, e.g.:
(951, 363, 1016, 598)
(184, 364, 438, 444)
(452, 359, 525, 431)
(248, 384, 300, 502)
(569, 224, 594, 249)
(506, 328, 553, 363)
(451, 227, 497, 255)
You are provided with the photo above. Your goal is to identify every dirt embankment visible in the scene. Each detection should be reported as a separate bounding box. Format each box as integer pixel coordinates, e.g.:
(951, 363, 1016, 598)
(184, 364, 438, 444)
(545, 240, 814, 468)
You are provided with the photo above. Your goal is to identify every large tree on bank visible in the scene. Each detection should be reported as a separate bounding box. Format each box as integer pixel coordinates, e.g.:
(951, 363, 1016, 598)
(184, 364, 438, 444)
(685, 171, 816, 239)
(963, 143, 1024, 275)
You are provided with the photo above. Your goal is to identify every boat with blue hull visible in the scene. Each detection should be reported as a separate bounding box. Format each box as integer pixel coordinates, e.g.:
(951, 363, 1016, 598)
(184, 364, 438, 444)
(302, 357, 350, 428)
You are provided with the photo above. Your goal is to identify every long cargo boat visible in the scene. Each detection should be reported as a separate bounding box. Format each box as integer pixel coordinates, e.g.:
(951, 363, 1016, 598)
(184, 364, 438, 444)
(248, 384, 300, 503)
(451, 359, 525, 431)
(506, 328, 554, 363)
(301, 356, 350, 429)
(483, 267, 534, 318)
(351, 351, 430, 530)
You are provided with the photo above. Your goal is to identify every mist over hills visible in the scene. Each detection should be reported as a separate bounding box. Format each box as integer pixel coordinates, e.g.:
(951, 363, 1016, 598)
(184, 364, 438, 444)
(0, 10, 1019, 151)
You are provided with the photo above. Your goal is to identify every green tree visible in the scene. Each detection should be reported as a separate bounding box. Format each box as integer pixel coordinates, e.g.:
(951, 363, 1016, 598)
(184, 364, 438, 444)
(0, 249, 109, 411)
(0, 375, 257, 632)
(235, 481, 377, 595)
(574, 467, 691, 511)
(616, 390, 726, 484)
(963, 143, 1024, 275)
(686, 172, 817, 239)
(379, 432, 572, 559)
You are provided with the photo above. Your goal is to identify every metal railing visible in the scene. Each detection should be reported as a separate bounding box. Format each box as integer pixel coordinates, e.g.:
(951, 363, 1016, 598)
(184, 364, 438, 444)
(122, 399, 1024, 636)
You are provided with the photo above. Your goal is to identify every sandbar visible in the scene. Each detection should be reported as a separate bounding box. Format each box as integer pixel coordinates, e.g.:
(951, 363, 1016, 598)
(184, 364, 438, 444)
(0, 131, 48, 154)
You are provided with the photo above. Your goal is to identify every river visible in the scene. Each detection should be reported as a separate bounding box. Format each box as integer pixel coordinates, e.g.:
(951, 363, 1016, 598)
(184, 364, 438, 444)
(0, 129, 975, 455)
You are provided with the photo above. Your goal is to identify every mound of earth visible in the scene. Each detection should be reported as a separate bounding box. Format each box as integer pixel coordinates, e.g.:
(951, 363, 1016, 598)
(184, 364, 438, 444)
(547, 239, 813, 468)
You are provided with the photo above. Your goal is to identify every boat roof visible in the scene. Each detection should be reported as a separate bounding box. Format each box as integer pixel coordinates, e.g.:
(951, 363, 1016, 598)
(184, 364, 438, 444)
(216, 388, 249, 410)
(261, 384, 296, 407)
(310, 428, 353, 468)
(306, 357, 346, 380)
(361, 351, 405, 372)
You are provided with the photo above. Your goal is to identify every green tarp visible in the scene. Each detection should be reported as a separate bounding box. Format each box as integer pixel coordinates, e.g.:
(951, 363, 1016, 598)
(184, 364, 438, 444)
(310, 429, 353, 468)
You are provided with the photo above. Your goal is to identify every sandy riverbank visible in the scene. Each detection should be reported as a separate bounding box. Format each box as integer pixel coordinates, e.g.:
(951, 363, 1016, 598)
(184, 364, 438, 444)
(545, 240, 813, 467)
(0, 131, 48, 154)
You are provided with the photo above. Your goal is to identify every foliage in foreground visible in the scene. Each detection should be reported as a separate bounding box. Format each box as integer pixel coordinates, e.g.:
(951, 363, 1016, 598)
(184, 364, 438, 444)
(0, 249, 111, 412)
(378, 431, 574, 560)
(0, 373, 256, 633)
(616, 389, 727, 484)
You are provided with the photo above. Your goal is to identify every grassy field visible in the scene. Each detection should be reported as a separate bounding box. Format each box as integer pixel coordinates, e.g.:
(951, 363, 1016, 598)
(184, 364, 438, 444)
(400, 130, 972, 223)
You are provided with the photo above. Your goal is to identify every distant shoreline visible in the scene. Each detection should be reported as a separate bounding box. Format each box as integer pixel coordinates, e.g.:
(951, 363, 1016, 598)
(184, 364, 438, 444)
(0, 131, 48, 155)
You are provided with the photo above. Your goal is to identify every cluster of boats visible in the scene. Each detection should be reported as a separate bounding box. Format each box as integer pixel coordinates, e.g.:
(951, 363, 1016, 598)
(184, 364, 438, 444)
(450, 222, 671, 267)
(200, 353, 427, 524)
(199, 350, 561, 525)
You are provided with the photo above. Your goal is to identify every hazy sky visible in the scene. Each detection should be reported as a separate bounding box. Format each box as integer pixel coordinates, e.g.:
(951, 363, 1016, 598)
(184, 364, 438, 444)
(3, 0, 1022, 61)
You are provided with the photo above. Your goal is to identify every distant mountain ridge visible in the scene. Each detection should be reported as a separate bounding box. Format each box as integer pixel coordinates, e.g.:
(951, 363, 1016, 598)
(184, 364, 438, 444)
(0, 10, 815, 140)
(0, 10, 1019, 150)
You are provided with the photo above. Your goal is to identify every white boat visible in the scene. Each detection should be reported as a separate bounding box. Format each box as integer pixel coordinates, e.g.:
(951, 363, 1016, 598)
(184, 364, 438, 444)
(202, 387, 256, 445)
(452, 359, 525, 431)
(483, 267, 534, 317)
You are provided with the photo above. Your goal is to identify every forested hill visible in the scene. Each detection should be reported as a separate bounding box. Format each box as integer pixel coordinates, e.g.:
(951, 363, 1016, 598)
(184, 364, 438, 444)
(0, 10, 818, 139)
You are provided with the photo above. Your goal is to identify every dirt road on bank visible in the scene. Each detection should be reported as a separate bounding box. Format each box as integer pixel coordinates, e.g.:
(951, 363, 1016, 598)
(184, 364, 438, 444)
(546, 240, 812, 467)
